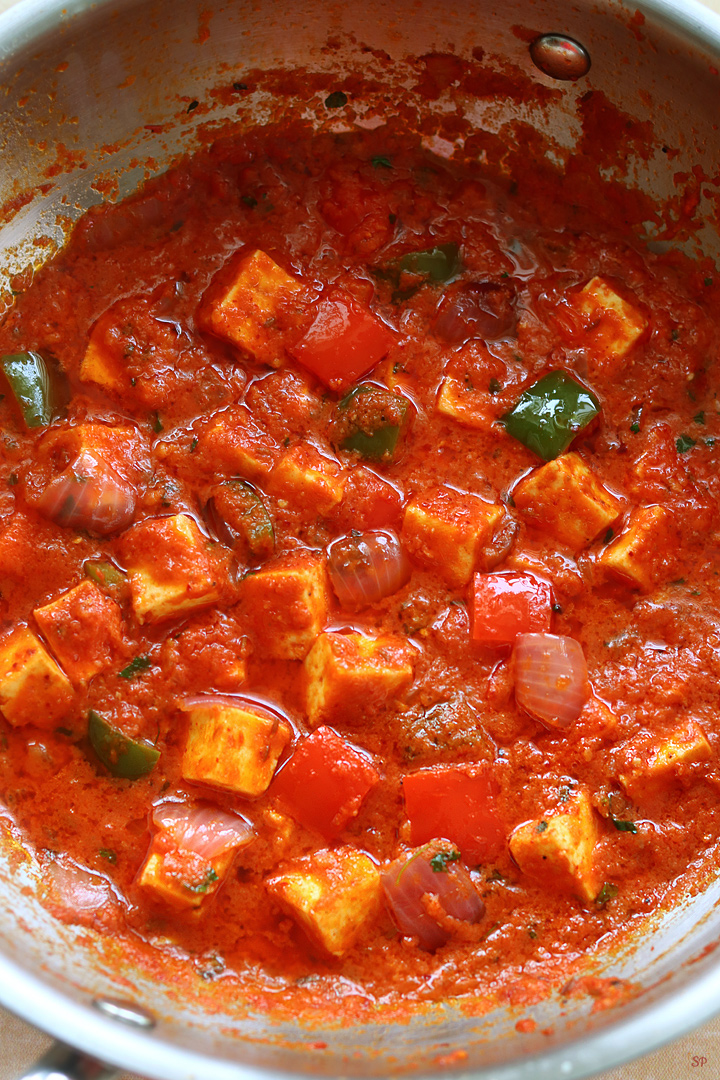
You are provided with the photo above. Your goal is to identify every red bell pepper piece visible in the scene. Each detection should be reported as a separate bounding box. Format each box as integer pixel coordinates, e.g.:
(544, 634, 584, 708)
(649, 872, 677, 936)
(471, 571, 553, 646)
(271, 726, 380, 838)
(403, 764, 504, 864)
(290, 289, 394, 392)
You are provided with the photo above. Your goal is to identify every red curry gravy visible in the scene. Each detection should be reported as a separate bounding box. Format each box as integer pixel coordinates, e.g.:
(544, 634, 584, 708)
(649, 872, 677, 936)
(0, 112, 719, 1018)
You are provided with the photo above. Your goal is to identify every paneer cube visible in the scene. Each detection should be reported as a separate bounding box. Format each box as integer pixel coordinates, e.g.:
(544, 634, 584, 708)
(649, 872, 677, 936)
(0, 627, 74, 727)
(138, 842, 236, 912)
(182, 703, 291, 797)
(435, 372, 497, 431)
(268, 443, 346, 516)
(509, 790, 601, 903)
(562, 276, 648, 373)
(200, 406, 279, 481)
(434, 346, 506, 431)
(80, 297, 182, 401)
(119, 514, 222, 624)
(137, 806, 253, 911)
(513, 452, 622, 551)
(265, 846, 381, 956)
(241, 550, 329, 660)
(599, 505, 675, 591)
(304, 631, 414, 727)
(618, 719, 713, 800)
(198, 248, 303, 363)
(33, 580, 124, 685)
(401, 485, 504, 589)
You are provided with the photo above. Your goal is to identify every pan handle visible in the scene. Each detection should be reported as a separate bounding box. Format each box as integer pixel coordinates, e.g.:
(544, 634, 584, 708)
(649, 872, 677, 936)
(17, 1040, 118, 1080)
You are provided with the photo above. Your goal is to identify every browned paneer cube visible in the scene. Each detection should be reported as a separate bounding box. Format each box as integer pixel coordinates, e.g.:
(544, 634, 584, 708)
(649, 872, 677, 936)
(33, 580, 124, 685)
(268, 443, 346, 516)
(182, 702, 291, 797)
(599, 505, 675, 591)
(509, 790, 601, 903)
(617, 719, 713, 801)
(0, 627, 74, 727)
(513, 453, 622, 551)
(197, 248, 304, 363)
(304, 630, 414, 727)
(265, 846, 381, 956)
(401, 485, 504, 589)
(562, 276, 648, 373)
(241, 550, 330, 660)
(119, 514, 222, 624)
(199, 406, 280, 481)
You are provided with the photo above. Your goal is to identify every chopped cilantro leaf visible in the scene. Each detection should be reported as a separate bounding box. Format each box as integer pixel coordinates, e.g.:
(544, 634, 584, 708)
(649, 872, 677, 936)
(630, 421, 640, 434)
(372, 155, 392, 169)
(611, 818, 637, 833)
(705, 277, 714, 287)
(429, 849, 461, 872)
(596, 882, 619, 906)
(190, 437, 198, 453)
(118, 655, 151, 679)
(184, 867, 219, 894)
(676, 434, 696, 453)
(694, 412, 706, 425)
(99, 849, 117, 864)
(151, 411, 163, 434)
(536, 820, 548, 833)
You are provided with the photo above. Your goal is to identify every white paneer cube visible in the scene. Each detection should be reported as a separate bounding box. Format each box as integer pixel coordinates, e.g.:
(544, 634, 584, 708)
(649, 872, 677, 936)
(241, 551, 330, 660)
(304, 631, 414, 727)
(599, 505, 674, 591)
(265, 846, 381, 956)
(119, 514, 222, 624)
(618, 719, 713, 800)
(268, 443, 346, 516)
(0, 627, 74, 728)
(563, 276, 648, 373)
(513, 452, 622, 551)
(198, 248, 303, 363)
(509, 790, 601, 903)
(402, 485, 504, 589)
(182, 703, 291, 797)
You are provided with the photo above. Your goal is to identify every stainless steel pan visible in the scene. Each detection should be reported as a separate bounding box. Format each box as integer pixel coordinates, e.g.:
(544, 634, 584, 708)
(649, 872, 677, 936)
(2, 1, 720, 1076)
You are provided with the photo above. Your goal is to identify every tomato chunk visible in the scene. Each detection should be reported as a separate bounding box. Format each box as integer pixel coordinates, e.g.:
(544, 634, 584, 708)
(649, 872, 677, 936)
(403, 765, 504, 864)
(289, 290, 394, 392)
(471, 571, 553, 645)
(272, 726, 381, 838)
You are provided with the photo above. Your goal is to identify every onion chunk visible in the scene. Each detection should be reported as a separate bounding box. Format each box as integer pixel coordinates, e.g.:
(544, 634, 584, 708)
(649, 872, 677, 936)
(382, 840, 485, 951)
(328, 529, 410, 609)
(515, 632, 589, 729)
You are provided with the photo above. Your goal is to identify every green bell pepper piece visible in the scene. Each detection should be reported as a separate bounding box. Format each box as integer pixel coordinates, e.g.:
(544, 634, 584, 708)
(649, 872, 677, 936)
(88, 710, 159, 780)
(84, 560, 128, 591)
(502, 370, 600, 461)
(397, 243, 462, 283)
(337, 384, 409, 461)
(1, 350, 68, 428)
